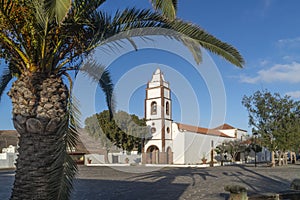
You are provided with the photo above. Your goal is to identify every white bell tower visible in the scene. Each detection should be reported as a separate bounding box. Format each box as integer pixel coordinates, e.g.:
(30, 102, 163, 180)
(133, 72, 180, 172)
(143, 68, 173, 164)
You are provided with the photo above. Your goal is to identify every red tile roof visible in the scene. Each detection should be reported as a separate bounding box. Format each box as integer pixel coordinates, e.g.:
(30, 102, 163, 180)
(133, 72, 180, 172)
(176, 123, 233, 138)
(213, 123, 236, 130)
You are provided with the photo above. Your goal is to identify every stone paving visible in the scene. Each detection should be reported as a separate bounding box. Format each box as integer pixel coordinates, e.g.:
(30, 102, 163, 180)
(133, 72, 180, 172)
(1, 164, 300, 200)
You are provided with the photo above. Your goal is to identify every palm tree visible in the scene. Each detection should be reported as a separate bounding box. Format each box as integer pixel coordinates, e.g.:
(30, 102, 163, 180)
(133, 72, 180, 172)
(0, 0, 244, 199)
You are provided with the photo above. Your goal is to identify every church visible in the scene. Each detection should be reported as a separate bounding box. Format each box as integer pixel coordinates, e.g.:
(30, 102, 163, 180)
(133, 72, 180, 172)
(141, 69, 247, 165)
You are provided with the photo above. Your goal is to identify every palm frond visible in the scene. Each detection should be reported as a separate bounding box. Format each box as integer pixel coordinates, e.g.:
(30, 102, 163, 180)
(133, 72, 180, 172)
(88, 8, 244, 67)
(49, 96, 80, 199)
(44, 0, 72, 24)
(80, 61, 115, 118)
(150, 0, 177, 20)
(72, 0, 106, 20)
(0, 67, 12, 102)
(164, 19, 245, 67)
(0, 63, 20, 102)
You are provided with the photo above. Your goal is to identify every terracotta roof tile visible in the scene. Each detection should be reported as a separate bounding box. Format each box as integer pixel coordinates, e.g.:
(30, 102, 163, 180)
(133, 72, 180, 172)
(213, 123, 236, 130)
(176, 123, 233, 138)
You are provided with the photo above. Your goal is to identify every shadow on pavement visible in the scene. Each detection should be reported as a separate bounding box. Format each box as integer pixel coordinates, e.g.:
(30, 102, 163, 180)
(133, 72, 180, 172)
(72, 167, 223, 200)
(223, 165, 292, 195)
(71, 178, 189, 200)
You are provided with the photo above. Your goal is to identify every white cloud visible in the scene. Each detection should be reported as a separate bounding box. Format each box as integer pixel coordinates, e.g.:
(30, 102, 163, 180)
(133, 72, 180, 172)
(277, 37, 300, 48)
(241, 62, 300, 84)
(278, 37, 300, 44)
(286, 91, 300, 99)
(259, 59, 269, 66)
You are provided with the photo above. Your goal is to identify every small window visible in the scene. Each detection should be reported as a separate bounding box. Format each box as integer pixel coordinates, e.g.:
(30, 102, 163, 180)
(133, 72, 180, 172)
(167, 127, 170, 133)
(151, 127, 156, 133)
(151, 101, 157, 115)
(166, 101, 170, 115)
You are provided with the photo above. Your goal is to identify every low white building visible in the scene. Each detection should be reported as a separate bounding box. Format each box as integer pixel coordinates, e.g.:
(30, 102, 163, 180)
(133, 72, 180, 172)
(142, 69, 247, 164)
(0, 145, 18, 168)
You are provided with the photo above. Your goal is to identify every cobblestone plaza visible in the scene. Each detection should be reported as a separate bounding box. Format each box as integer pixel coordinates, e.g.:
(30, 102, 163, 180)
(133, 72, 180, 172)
(1, 164, 300, 200)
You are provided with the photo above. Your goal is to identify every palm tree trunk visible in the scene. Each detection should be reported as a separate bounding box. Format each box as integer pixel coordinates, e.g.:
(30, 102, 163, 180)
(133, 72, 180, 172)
(8, 73, 69, 200)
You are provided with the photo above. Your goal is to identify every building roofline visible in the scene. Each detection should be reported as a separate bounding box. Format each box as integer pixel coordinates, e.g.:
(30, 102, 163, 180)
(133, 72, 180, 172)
(175, 123, 234, 138)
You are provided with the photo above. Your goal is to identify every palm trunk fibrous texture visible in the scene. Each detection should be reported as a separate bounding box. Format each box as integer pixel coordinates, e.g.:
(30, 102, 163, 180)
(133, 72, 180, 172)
(8, 73, 70, 200)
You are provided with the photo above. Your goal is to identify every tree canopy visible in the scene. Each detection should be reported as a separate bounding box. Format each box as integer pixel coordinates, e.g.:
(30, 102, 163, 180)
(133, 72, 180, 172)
(242, 90, 300, 153)
(85, 110, 149, 153)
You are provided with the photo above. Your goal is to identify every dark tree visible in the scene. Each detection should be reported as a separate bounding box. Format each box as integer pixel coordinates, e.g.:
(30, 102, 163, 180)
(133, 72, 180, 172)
(242, 90, 300, 166)
(85, 110, 148, 154)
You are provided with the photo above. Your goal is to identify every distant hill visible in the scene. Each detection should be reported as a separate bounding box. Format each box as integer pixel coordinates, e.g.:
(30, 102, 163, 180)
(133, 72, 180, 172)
(77, 128, 120, 154)
(0, 130, 18, 152)
(0, 129, 121, 155)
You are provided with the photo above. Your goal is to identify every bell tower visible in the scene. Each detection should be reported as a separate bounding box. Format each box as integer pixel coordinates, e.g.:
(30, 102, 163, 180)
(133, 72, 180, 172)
(143, 68, 173, 164)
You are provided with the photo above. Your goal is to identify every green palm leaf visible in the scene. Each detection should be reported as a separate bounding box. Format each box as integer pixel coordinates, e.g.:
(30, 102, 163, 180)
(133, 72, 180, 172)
(0, 67, 12, 102)
(49, 97, 80, 200)
(44, 0, 72, 23)
(150, 0, 178, 20)
(80, 61, 115, 118)
(88, 8, 244, 67)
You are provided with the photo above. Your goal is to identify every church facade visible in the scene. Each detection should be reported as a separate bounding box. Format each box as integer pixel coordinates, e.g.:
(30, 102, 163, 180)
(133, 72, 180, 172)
(142, 69, 247, 165)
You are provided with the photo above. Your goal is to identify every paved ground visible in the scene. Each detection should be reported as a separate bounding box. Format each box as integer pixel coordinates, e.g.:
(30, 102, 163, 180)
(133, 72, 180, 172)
(1, 164, 300, 200)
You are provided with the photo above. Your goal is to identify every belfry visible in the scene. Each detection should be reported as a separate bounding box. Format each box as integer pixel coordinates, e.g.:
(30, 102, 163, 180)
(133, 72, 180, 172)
(142, 68, 173, 164)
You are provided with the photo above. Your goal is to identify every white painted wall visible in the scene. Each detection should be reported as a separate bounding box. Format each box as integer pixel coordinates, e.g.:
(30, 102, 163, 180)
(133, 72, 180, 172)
(146, 120, 162, 140)
(237, 129, 247, 140)
(165, 120, 172, 140)
(219, 129, 247, 140)
(164, 99, 171, 120)
(164, 89, 170, 99)
(172, 123, 185, 164)
(219, 129, 236, 138)
(172, 123, 238, 164)
(147, 88, 160, 98)
(85, 154, 105, 164)
(145, 98, 162, 119)
(0, 152, 17, 169)
(144, 140, 162, 152)
(2, 145, 16, 153)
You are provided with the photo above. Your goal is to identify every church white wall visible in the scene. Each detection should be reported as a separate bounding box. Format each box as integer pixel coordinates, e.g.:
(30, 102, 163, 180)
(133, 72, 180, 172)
(149, 82, 160, 88)
(145, 98, 162, 119)
(172, 122, 234, 164)
(147, 88, 160, 98)
(144, 140, 162, 152)
(164, 99, 171, 120)
(146, 120, 162, 140)
(183, 133, 230, 164)
(184, 132, 214, 164)
(237, 129, 247, 140)
(165, 140, 173, 151)
(219, 129, 236, 138)
(165, 120, 172, 140)
(164, 89, 170, 99)
(172, 123, 185, 164)
(219, 129, 247, 141)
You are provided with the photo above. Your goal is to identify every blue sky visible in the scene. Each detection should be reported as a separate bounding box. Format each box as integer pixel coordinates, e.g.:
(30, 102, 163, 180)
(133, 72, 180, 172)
(1, 1, 300, 133)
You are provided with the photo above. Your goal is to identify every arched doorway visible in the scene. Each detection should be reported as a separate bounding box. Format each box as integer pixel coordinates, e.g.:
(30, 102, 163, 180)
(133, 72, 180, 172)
(146, 145, 159, 164)
(166, 147, 173, 164)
